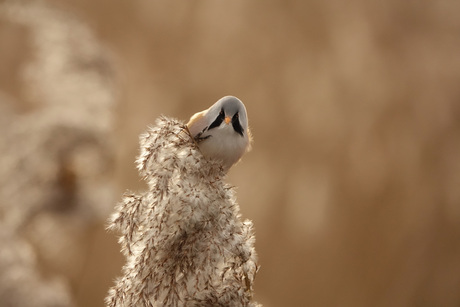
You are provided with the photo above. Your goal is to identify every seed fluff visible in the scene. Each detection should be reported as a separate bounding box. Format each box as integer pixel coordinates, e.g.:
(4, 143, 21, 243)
(106, 116, 260, 307)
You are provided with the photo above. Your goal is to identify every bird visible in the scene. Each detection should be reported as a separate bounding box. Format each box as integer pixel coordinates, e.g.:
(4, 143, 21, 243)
(187, 96, 252, 171)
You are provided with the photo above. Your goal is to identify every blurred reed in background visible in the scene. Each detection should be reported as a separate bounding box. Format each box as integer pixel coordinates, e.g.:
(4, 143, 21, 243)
(0, 0, 459, 306)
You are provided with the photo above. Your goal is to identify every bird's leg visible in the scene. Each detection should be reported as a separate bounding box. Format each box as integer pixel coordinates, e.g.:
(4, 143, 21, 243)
(194, 127, 211, 143)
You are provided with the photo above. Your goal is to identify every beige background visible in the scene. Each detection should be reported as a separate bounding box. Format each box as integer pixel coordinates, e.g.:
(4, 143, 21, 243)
(1, 1, 460, 306)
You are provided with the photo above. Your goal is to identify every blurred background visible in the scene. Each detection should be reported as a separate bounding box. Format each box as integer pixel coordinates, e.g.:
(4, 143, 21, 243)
(1, 0, 460, 306)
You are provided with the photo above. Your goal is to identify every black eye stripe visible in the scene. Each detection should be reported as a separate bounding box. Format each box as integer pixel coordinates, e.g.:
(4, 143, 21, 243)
(208, 108, 225, 130)
(232, 112, 244, 136)
(207, 108, 244, 136)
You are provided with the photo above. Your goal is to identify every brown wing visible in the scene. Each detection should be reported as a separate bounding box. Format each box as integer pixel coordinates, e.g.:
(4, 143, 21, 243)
(186, 111, 208, 138)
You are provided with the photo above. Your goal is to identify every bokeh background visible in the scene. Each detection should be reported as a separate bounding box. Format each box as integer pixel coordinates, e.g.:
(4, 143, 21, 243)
(1, 0, 460, 306)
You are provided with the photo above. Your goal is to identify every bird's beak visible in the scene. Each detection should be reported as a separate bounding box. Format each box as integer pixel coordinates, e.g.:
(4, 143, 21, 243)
(224, 116, 231, 124)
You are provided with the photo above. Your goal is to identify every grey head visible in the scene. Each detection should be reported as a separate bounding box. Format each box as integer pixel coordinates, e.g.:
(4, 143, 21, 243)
(188, 96, 249, 141)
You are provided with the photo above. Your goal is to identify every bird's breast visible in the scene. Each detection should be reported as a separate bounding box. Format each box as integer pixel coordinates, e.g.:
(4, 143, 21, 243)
(197, 126, 249, 170)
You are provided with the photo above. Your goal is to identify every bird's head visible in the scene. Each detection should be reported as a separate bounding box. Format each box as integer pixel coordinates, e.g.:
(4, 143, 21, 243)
(187, 96, 251, 171)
